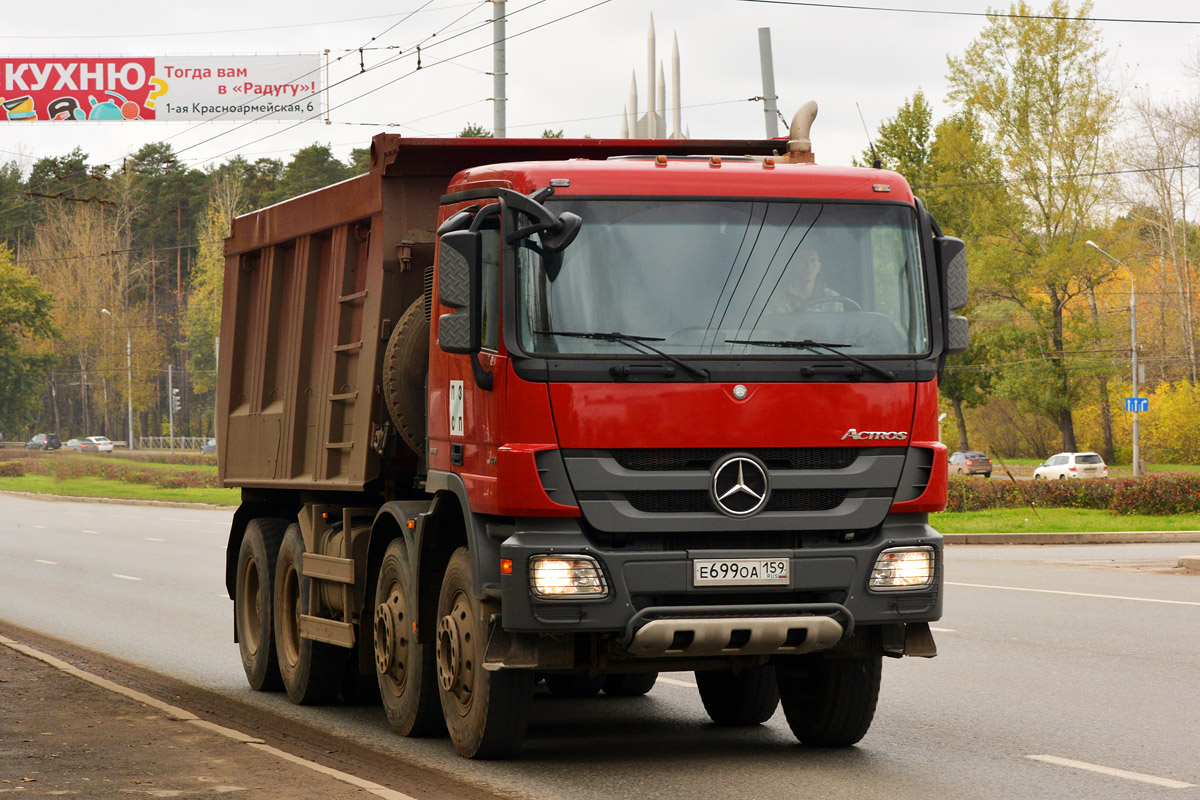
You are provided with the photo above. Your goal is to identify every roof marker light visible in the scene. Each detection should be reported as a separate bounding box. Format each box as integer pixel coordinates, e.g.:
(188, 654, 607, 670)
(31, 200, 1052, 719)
(763, 157, 776, 169)
(873, 184, 892, 193)
(655, 155, 669, 167)
(710, 156, 722, 167)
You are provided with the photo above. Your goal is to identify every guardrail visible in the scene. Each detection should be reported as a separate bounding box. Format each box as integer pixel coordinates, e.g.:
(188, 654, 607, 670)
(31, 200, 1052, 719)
(138, 437, 210, 450)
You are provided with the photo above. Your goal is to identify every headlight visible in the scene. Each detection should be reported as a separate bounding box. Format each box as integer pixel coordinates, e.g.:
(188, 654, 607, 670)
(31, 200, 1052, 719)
(869, 546, 935, 591)
(529, 555, 609, 599)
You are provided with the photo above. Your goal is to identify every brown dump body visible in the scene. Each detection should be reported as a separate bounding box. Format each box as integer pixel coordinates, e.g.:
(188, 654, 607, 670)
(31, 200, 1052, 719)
(217, 134, 781, 490)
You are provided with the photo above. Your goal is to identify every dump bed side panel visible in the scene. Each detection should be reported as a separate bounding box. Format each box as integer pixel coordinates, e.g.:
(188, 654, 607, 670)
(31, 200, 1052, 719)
(217, 169, 438, 490)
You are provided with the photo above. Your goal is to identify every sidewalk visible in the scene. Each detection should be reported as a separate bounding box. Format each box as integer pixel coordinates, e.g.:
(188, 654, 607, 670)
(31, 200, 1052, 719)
(0, 636, 410, 799)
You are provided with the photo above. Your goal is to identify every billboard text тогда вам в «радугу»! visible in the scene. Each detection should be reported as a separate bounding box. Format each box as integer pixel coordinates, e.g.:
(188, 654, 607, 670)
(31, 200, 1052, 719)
(0, 55, 322, 122)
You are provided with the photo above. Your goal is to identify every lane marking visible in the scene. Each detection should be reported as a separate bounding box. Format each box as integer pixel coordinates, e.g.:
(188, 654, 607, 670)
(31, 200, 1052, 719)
(658, 676, 697, 688)
(0, 635, 418, 800)
(34, 559, 57, 565)
(112, 514, 144, 519)
(1027, 755, 1196, 789)
(930, 627, 956, 632)
(112, 574, 142, 581)
(144, 537, 165, 542)
(81, 529, 100, 534)
(163, 518, 201, 523)
(947, 582, 1200, 607)
(32, 525, 45, 529)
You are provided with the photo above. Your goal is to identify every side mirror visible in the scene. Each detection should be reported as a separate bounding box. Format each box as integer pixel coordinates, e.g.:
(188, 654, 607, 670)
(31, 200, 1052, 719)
(946, 314, 969, 355)
(937, 236, 968, 312)
(437, 230, 482, 354)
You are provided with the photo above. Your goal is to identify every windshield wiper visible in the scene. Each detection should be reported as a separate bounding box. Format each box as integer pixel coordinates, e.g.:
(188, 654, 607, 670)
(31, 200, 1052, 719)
(725, 338, 895, 381)
(536, 330, 710, 381)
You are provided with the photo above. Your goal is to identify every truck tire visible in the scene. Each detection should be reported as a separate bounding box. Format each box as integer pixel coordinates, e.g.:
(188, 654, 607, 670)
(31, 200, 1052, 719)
(374, 538, 444, 736)
(382, 295, 429, 456)
(544, 673, 606, 697)
(695, 665, 780, 726)
(602, 672, 659, 697)
(776, 654, 881, 747)
(274, 524, 344, 705)
(436, 547, 534, 759)
(235, 518, 287, 691)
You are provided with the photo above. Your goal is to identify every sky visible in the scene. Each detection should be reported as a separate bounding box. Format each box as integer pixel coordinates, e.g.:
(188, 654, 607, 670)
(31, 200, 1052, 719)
(1, 0, 1199, 176)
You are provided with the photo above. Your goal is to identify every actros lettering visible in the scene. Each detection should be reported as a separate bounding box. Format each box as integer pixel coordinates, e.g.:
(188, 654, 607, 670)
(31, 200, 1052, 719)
(840, 429, 909, 441)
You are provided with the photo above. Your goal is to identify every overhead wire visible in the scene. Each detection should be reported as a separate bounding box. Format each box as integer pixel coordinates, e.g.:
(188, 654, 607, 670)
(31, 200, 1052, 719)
(734, 0, 1200, 25)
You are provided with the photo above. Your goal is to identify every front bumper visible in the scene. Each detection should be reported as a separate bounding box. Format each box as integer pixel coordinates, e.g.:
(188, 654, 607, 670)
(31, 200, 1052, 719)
(498, 513, 943, 648)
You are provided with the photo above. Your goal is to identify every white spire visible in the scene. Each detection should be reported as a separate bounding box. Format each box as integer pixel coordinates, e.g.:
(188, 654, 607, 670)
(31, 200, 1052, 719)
(656, 62, 666, 137)
(628, 70, 638, 137)
(646, 14, 657, 137)
(671, 33, 682, 139)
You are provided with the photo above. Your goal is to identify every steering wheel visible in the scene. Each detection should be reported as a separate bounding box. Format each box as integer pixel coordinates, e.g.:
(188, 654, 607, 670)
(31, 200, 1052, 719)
(798, 294, 862, 312)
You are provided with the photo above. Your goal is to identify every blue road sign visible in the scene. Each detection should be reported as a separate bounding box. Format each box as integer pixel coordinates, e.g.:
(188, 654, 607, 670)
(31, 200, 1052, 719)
(1124, 397, 1148, 413)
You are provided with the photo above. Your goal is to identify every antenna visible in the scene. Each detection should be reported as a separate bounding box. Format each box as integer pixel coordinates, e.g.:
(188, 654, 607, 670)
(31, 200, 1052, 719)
(856, 103, 882, 169)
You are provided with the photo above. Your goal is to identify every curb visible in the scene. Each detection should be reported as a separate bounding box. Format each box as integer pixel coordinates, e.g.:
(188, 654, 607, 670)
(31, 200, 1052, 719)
(943, 531, 1200, 545)
(0, 489, 231, 511)
(1179, 556, 1200, 572)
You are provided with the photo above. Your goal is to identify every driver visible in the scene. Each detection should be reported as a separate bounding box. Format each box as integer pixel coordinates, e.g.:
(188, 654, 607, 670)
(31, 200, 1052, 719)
(768, 249, 846, 313)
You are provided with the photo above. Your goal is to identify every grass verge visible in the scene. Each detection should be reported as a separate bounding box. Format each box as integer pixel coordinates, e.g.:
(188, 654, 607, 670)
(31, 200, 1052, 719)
(933, 507, 1200, 533)
(0, 474, 239, 506)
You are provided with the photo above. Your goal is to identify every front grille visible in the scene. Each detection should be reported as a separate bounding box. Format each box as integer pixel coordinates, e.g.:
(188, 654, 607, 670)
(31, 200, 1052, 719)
(612, 447, 859, 472)
(626, 489, 847, 514)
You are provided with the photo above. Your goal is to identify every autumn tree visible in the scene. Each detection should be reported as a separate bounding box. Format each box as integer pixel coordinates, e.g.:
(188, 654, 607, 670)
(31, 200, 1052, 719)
(946, 0, 1119, 452)
(459, 123, 492, 138)
(185, 173, 245, 434)
(0, 245, 57, 436)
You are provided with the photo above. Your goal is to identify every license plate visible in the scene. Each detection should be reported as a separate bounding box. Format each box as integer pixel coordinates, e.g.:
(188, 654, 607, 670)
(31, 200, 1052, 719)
(693, 558, 789, 586)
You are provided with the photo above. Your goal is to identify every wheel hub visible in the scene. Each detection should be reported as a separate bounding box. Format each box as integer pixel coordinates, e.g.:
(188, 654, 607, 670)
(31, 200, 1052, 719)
(436, 614, 461, 692)
(373, 603, 395, 674)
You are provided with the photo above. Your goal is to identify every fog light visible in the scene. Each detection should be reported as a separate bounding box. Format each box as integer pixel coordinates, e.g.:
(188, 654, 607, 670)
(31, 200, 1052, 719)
(869, 546, 935, 590)
(529, 555, 608, 599)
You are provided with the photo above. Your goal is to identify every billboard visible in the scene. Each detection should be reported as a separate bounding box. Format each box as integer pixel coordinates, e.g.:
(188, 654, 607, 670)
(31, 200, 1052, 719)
(0, 55, 322, 122)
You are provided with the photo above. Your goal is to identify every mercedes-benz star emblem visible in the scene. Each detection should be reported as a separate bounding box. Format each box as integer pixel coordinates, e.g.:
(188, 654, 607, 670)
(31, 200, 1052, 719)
(711, 454, 770, 517)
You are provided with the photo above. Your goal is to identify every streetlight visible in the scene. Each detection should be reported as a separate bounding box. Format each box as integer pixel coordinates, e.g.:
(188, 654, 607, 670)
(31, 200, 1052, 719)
(1085, 241, 1138, 476)
(101, 308, 135, 451)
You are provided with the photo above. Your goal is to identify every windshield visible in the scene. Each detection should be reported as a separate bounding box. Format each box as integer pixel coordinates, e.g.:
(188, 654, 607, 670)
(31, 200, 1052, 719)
(516, 199, 929, 357)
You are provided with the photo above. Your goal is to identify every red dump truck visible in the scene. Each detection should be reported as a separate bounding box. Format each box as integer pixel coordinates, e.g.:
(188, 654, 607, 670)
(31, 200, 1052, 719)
(219, 107, 969, 758)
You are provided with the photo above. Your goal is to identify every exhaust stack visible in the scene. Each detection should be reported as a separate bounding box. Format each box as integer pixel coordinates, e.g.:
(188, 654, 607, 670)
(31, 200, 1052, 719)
(782, 101, 818, 164)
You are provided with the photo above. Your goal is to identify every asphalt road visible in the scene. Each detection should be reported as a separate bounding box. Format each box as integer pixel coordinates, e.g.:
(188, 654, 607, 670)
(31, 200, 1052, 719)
(1, 494, 1197, 799)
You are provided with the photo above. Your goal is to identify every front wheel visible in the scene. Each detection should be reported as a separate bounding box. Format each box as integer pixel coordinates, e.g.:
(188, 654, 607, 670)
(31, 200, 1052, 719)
(544, 673, 606, 697)
(437, 548, 534, 759)
(777, 654, 881, 747)
(274, 525, 345, 705)
(695, 665, 779, 726)
(602, 672, 658, 697)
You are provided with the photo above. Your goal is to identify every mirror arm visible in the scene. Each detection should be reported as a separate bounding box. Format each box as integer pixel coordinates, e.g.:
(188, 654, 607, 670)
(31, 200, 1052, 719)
(471, 353, 494, 392)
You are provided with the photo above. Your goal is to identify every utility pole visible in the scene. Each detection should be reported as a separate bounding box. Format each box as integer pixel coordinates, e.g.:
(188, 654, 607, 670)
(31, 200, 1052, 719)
(492, 0, 506, 138)
(1086, 241, 1140, 476)
(168, 362, 176, 451)
(758, 28, 780, 138)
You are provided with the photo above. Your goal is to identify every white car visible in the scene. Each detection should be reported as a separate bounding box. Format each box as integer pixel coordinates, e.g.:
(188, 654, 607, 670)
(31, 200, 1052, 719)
(81, 436, 114, 453)
(1033, 452, 1108, 480)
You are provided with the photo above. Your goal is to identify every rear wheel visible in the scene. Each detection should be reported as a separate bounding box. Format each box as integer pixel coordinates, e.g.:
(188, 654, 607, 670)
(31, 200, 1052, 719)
(274, 525, 345, 705)
(544, 673, 606, 697)
(374, 538, 444, 736)
(437, 548, 533, 759)
(695, 665, 779, 726)
(602, 672, 659, 697)
(777, 654, 881, 746)
(235, 518, 286, 691)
